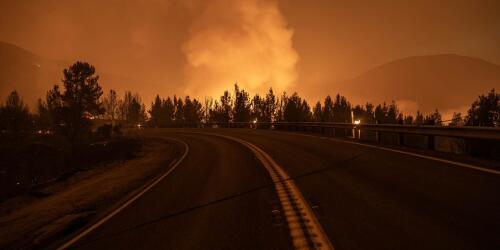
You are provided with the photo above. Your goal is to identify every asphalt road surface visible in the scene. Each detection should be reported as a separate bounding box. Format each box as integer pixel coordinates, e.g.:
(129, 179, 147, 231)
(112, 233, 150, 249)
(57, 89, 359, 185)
(64, 128, 500, 250)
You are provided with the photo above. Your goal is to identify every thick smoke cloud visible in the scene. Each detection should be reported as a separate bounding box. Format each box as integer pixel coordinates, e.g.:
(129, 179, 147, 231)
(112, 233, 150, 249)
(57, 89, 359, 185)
(182, 0, 298, 97)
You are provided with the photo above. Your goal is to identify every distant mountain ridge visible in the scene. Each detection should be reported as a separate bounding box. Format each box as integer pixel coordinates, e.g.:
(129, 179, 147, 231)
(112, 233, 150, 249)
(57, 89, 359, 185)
(2, 41, 499, 118)
(0, 41, 137, 110)
(0, 41, 65, 109)
(336, 54, 500, 117)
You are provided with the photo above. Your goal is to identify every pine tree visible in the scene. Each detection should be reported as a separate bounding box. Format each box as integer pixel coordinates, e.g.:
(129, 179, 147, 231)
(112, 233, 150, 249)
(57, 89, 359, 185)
(313, 101, 322, 122)
(232, 84, 251, 122)
(0, 90, 30, 133)
(322, 95, 334, 122)
(46, 61, 104, 141)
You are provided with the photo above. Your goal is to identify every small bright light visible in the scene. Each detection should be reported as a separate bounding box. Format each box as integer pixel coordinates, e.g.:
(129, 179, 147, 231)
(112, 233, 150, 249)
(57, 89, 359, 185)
(253, 119, 257, 124)
(137, 124, 142, 128)
(354, 120, 361, 125)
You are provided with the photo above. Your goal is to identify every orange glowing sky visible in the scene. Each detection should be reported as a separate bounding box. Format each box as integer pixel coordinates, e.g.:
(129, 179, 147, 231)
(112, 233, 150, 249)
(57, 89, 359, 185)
(0, 0, 499, 117)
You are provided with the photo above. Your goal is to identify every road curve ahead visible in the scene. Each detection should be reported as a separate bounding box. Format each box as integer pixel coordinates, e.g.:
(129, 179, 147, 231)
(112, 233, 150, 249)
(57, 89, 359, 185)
(63, 128, 500, 250)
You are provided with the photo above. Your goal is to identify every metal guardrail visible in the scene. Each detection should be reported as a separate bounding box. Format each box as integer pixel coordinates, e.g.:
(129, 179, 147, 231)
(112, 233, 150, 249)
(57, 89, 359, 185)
(199, 121, 500, 150)
(268, 122, 500, 140)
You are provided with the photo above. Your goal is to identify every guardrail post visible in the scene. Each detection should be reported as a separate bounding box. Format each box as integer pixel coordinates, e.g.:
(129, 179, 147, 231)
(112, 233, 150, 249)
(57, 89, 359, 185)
(427, 135, 435, 150)
(398, 133, 404, 146)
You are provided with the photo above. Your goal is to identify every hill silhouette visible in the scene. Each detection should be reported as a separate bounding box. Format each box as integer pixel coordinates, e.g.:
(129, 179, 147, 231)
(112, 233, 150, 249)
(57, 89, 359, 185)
(337, 54, 500, 116)
(0, 41, 138, 109)
(0, 41, 65, 109)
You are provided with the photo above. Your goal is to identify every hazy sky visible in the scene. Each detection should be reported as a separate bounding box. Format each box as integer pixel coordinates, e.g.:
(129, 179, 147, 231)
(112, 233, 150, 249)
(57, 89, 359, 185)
(1, 0, 499, 110)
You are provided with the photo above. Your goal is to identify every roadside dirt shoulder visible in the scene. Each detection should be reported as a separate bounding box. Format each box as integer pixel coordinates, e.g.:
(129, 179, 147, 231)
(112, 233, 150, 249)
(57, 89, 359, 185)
(0, 137, 182, 249)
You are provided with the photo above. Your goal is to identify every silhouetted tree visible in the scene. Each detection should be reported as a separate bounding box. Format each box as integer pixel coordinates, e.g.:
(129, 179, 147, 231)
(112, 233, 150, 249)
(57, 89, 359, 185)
(209, 101, 220, 123)
(46, 62, 104, 141)
(365, 103, 375, 123)
(332, 94, 351, 123)
(203, 96, 214, 123)
(387, 101, 399, 123)
(404, 115, 414, 125)
(275, 92, 287, 122)
(0, 90, 30, 133)
(283, 93, 312, 122)
(163, 97, 175, 126)
(352, 103, 377, 124)
(103, 89, 118, 124)
(173, 96, 184, 125)
(375, 101, 399, 124)
(129, 97, 145, 125)
(149, 95, 163, 127)
(36, 98, 52, 130)
(120, 91, 145, 125)
(465, 89, 499, 127)
(397, 113, 404, 124)
(183, 96, 203, 126)
(449, 112, 463, 126)
(322, 95, 334, 122)
(232, 84, 251, 122)
(251, 94, 265, 122)
(265, 88, 278, 122)
(216, 90, 232, 123)
(301, 100, 312, 121)
(118, 91, 131, 122)
(415, 111, 424, 125)
(423, 109, 442, 125)
(313, 101, 322, 122)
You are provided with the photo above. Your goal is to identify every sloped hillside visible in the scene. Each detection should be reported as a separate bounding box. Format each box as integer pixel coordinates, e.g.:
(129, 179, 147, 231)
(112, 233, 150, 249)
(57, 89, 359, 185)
(337, 54, 500, 116)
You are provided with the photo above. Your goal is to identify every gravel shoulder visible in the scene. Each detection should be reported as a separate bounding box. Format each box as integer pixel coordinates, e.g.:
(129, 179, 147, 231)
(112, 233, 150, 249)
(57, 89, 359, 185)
(0, 137, 182, 249)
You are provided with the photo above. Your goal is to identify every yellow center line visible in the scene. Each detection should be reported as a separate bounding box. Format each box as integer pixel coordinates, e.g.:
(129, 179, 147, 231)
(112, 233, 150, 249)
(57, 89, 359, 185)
(195, 132, 334, 250)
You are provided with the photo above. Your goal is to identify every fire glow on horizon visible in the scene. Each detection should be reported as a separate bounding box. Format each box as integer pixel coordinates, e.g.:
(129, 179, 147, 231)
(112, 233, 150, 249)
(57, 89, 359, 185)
(182, 0, 298, 98)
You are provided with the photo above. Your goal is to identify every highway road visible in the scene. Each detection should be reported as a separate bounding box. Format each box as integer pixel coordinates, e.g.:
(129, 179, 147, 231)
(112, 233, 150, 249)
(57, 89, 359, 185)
(61, 128, 500, 250)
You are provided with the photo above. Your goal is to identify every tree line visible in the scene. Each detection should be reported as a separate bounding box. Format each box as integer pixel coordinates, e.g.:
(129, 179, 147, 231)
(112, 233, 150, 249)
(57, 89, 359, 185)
(145, 84, 498, 128)
(0, 62, 146, 143)
(0, 61, 499, 139)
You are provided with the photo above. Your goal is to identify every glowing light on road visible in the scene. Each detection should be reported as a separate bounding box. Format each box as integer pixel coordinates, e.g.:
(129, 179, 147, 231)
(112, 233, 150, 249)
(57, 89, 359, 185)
(354, 120, 361, 125)
(253, 119, 257, 124)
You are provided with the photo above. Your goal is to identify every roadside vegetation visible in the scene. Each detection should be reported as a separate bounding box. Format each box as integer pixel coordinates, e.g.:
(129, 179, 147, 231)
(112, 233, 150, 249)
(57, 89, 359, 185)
(0, 62, 142, 201)
(144, 84, 498, 128)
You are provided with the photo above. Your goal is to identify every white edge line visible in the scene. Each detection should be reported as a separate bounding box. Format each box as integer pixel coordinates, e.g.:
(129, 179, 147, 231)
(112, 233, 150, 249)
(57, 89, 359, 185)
(281, 131, 500, 176)
(57, 137, 189, 249)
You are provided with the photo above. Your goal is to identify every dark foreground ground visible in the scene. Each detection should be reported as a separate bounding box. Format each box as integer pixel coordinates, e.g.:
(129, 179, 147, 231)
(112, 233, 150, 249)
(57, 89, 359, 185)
(62, 128, 500, 250)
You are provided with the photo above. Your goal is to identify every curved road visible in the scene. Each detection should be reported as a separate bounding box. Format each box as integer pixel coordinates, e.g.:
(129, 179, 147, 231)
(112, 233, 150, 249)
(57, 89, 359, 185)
(64, 128, 500, 250)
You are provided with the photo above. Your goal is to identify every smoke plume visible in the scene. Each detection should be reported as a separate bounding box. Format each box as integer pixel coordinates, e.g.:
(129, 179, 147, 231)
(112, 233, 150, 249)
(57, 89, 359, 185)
(182, 0, 298, 97)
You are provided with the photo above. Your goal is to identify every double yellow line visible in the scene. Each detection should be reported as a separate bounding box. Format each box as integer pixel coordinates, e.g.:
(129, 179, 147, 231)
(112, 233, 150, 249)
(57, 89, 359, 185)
(205, 133, 333, 250)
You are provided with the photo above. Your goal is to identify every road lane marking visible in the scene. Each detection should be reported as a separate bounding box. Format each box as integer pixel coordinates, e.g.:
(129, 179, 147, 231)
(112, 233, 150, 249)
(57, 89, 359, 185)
(57, 137, 189, 250)
(278, 130, 500, 176)
(195, 132, 334, 250)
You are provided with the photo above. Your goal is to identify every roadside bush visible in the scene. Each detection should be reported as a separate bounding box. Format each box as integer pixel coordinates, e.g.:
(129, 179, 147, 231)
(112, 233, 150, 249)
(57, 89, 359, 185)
(72, 138, 142, 166)
(95, 124, 112, 140)
(0, 134, 142, 201)
(0, 135, 71, 200)
(113, 124, 122, 136)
